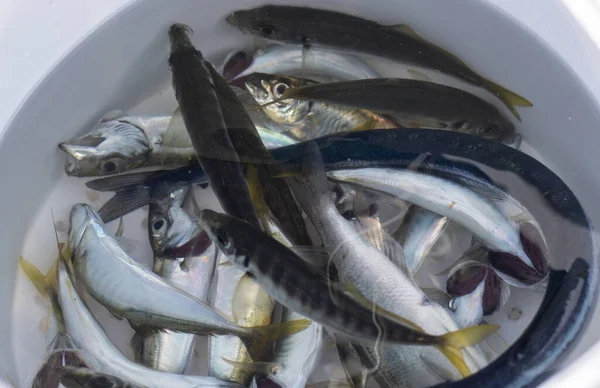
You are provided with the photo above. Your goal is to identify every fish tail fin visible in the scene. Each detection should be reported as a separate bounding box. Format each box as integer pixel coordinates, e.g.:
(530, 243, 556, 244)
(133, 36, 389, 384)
(240, 318, 311, 361)
(19, 256, 56, 298)
(483, 79, 532, 121)
(221, 358, 281, 375)
(436, 324, 499, 376)
(284, 142, 332, 218)
(247, 319, 312, 341)
(441, 324, 499, 349)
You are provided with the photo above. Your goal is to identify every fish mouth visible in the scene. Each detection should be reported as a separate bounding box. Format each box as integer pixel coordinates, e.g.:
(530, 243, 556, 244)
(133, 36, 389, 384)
(225, 13, 239, 27)
(68, 205, 99, 254)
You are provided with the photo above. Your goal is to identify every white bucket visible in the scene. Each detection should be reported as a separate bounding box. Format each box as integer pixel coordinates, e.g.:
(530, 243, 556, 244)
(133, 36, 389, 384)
(3, 0, 600, 387)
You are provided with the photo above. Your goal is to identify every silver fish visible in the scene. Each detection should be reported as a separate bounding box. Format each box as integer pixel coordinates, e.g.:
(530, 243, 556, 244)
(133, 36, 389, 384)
(245, 73, 398, 140)
(132, 186, 218, 373)
(284, 152, 491, 384)
(328, 168, 548, 286)
(226, 5, 532, 119)
(394, 207, 449, 276)
(59, 367, 140, 388)
(447, 259, 510, 328)
(56, 260, 244, 387)
(67, 203, 308, 342)
(232, 44, 379, 82)
(268, 77, 516, 141)
(59, 101, 296, 177)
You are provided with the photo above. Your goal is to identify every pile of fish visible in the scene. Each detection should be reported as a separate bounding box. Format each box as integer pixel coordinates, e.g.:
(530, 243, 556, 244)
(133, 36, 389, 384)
(21, 5, 557, 388)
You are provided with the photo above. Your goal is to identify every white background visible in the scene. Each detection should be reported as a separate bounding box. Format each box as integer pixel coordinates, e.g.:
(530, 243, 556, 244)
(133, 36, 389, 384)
(2, 0, 600, 386)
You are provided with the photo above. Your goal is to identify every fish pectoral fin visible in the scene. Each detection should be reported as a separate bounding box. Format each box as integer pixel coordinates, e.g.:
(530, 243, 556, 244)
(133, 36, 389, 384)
(422, 287, 451, 307)
(420, 354, 457, 382)
(339, 283, 422, 331)
(129, 332, 144, 362)
(221, 358, 281, 375)
(407, 69, 433, 82)
(96, 187, 152, 223)
(218, 260, 234, 267)
(115, 216, 125, 237)
(163, 107, 193, 148)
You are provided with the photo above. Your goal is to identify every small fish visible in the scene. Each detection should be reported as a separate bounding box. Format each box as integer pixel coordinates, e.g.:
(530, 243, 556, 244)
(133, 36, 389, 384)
(448, 267, 508, 328)
(21, 244, 241, 387)
(226, 5, 532, 118)
(199, 209, 497, 352)
(58, 107, 295, 178)
(59, 367, 140, 388)
(328, 168, 548, 285)
(68, 203, 309, 346)
(394, 207, 449, 276)
(267, 78, 516, 141)
(230, 44, 380, 82)
(245, 73, 398, 140)
(132, 186, 218, 373)
(168, 23, 261, 228)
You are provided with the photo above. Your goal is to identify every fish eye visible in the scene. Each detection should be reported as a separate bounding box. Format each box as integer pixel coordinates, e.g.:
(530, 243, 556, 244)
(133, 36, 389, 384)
(101, 161, 117, 173)
(152, 218, 166, 233)
(258, 24, 276, 36)
(273, 83, 288, 98)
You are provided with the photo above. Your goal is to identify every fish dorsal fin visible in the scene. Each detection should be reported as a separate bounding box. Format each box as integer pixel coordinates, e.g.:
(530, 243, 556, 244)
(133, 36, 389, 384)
(232, 274, 273, 323)
(389, 24, 422, 39)
(163, 107, 193, 148)
(98, 110, 127, 123)
(407, 69, 433, 82)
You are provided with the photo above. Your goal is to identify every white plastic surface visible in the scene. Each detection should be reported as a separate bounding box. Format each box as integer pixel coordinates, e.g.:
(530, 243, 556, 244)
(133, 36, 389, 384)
(3, 0, 600, 387)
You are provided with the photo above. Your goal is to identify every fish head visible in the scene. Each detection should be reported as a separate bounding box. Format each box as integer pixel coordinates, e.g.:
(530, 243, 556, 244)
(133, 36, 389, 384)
(226, 6, 303, 44)
(59, 367, 125, 388)
(198, 209, 258, 270)
(244, 72, 309, 125)
(59, 119, 150, 177)
(149, 187, 199, 252)
(68, 204, 101, 256)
